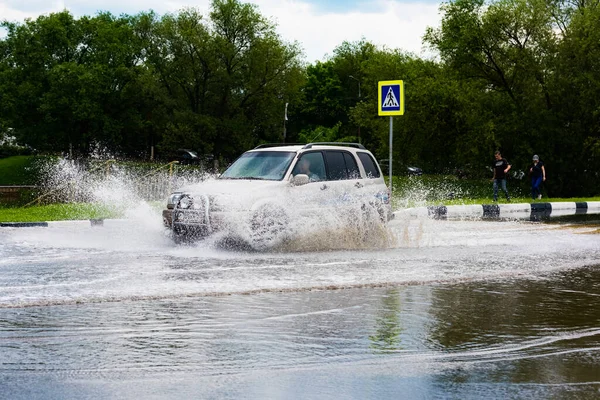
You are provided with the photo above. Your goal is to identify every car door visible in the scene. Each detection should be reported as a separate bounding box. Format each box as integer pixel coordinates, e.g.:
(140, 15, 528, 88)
(321, 150, 364, 209)
(288, 151, 331, 211)
(356, 151, 390, 214)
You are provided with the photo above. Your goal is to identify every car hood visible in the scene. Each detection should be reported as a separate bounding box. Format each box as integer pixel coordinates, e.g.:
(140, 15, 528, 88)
(179, 178, 287, 194)
(176, 178, 289, 209)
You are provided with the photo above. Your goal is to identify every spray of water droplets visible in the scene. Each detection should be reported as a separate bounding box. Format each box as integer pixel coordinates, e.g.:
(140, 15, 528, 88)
(33, 155, 214, 215)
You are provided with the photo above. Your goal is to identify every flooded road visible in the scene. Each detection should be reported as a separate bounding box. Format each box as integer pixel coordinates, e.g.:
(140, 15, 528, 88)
(1, 214, 600, 399)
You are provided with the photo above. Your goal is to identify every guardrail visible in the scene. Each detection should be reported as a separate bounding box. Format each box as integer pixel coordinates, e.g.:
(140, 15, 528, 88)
(0, 186, 38, 202)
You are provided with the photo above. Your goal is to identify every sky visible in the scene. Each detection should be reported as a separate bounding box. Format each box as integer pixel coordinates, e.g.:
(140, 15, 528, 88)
(0, 0, 443, 63)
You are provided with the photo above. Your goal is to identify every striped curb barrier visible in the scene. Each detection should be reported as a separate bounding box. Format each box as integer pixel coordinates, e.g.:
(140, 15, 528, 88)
(393, 201, 600, 221)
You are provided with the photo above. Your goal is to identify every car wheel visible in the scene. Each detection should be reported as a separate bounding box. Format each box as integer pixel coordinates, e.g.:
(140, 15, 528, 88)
(249, 205, 289, 251)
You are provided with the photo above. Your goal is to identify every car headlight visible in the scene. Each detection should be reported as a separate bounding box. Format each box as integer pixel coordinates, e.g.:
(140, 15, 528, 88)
(167, 193, 184, 209)
(178, 195, 193, 209)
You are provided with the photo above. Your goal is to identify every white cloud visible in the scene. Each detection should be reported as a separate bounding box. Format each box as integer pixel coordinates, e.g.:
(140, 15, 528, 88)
(255, 0, 442, 62)
(0, 1, 57, 23)
(0, 0, 442, 62)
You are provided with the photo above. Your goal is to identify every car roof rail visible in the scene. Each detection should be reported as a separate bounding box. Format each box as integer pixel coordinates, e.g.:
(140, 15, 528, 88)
(302, 142, 366, 150)
(253, 143, 303, 149)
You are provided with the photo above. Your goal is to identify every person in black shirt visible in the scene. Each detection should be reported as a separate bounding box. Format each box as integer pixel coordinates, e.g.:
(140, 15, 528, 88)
(491, 151, 511, 202)
(529, 155, 546, 200)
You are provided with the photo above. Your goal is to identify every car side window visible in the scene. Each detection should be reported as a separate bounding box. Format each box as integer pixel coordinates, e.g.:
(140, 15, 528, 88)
(357, 152, 381, 178)
(324, 151, 360, 180)
(344, 152, 360, 179)
(291, 152, 326, 181)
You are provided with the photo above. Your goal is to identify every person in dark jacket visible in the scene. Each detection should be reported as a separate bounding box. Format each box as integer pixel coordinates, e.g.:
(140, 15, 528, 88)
(491, 151, 511, 202)
(529, 155, 546, 200)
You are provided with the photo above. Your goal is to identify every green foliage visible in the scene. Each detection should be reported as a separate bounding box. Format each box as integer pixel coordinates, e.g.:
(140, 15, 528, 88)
(298, 61, 346, 128)
(297, 123, 345, 143)
(136, 1, 305, 161)
(0, 11, 151, 157)
(0, 145, 34, 158)
(419, 0, 600, 196)
(0, 1, 304, 163)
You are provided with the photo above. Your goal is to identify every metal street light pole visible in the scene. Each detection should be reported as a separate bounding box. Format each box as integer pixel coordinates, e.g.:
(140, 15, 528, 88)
(283, 102, 288, 143)
(349, 75, 361, 143)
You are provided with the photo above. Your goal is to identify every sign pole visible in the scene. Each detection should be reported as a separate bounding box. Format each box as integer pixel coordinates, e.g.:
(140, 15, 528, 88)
(389, 116, 393, 194)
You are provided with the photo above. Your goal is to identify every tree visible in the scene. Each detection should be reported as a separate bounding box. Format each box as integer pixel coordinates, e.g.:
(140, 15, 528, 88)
(550, 0, 600, 195)
(292, 40, 378, 145)
(422, 0, 598, 194)
(0, 11, 153, 157)
(137, 1, 305, 162)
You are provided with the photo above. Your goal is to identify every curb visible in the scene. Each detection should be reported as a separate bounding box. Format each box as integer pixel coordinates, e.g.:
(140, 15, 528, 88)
(394, 201, 600, 220)
(0, 222, 49, 228)
(0, 218, 128, 228)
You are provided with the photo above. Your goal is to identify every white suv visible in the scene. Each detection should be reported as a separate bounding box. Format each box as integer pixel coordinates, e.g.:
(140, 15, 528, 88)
(162, 142, 392, 249)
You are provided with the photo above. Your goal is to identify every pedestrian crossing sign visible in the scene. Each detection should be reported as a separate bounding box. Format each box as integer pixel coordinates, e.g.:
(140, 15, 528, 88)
(378, 80, 404, 116)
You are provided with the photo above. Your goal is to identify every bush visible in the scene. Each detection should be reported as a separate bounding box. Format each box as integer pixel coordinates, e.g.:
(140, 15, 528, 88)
(0, 156, 47, 185)
(0, 145, 34, 159)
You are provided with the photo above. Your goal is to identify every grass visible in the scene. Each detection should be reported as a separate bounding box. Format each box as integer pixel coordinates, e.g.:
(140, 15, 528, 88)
(0, 203, 124, 222)
(0, 201, 167, 223)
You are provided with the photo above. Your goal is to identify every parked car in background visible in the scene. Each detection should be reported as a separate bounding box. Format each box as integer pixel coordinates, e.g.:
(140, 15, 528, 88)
(406, 166, 423, 176)
(378, 159, 423, 176)
(174, 149, 200, 165)
(163, 142, 392, 250)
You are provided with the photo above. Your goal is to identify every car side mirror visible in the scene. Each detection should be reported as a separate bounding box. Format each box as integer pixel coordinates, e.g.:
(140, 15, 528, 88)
(291, 174, 310, 186)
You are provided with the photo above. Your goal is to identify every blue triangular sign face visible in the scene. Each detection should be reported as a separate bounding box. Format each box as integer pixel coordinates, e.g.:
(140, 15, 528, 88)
(383, 87, 399, 108)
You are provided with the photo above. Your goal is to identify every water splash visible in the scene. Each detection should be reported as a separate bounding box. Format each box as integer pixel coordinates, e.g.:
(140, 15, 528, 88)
(393, 176, 472, 208)
(34, 156, 211, 210)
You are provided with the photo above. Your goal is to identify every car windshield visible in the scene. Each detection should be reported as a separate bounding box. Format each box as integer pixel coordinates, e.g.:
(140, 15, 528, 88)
(220, 151, 296, 180)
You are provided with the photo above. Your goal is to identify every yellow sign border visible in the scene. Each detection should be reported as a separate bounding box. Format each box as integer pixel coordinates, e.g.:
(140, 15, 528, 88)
(378, 80, 404, 116)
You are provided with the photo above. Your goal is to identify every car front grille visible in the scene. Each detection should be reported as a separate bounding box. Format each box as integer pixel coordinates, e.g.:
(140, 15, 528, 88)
(175, 194, 211, 228)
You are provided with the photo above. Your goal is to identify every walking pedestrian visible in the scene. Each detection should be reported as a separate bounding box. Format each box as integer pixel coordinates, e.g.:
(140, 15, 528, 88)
(491, 151, 511, 202)
(529, 155, 546, 200)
